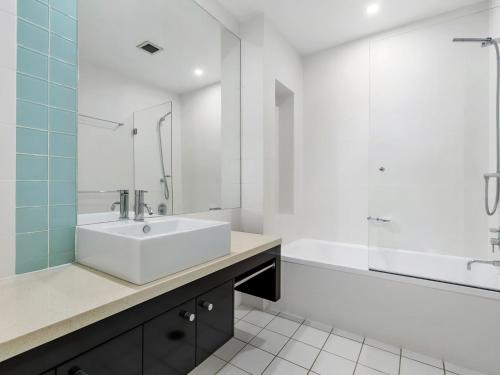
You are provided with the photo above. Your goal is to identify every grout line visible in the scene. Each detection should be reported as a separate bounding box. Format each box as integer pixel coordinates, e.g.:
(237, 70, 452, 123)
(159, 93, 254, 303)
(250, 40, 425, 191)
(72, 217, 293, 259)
(352, 337, 366, 375)
(398, 348, 402, 375)
(299, 322, 334, 373)
(259, 314, 305, 374)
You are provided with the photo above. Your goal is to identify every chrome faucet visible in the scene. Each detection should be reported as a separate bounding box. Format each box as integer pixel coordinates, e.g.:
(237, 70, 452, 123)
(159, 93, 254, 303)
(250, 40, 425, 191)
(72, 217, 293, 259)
(110, 190, 129, 220)
(490, 227, 500, 252)
(134, 190, 153, 222)
(467, 260, 500, 271)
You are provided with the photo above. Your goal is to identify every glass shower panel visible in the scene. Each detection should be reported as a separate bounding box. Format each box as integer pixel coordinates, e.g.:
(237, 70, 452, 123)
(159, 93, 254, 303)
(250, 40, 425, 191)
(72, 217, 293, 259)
(368, 7, 498, 289)
(133, 101, 173, 216)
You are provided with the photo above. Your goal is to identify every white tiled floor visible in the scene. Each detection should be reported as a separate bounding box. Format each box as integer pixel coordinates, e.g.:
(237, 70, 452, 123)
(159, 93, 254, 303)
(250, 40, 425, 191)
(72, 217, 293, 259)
(189, 306, 486, 375)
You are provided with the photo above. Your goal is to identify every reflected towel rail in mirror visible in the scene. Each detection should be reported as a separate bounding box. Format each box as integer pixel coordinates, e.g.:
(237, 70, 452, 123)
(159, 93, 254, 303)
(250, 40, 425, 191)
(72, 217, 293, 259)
(78, 114, 125, 131)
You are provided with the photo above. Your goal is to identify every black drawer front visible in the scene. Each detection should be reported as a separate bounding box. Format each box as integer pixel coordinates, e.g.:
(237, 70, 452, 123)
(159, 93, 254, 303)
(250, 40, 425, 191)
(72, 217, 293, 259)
(56, 327, 142, 375)
(196, 281, 234, 365)
(143, 299, 196, 375)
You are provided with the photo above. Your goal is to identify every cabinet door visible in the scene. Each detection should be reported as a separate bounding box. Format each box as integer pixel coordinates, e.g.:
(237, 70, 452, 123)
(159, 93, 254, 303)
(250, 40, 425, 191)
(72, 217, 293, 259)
(143, 299, 197, 375)
(196, 281, 234, 364)
(56, 327, 142, 375)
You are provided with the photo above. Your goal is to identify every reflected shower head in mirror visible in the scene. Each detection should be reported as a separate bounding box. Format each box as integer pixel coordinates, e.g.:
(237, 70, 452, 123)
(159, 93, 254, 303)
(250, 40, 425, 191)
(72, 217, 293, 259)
(158, 112, 172, 205)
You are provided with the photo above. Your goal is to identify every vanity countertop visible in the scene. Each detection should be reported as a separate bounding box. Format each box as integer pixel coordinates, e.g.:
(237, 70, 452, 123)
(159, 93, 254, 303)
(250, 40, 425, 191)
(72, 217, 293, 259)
(0, 231, 281, 362)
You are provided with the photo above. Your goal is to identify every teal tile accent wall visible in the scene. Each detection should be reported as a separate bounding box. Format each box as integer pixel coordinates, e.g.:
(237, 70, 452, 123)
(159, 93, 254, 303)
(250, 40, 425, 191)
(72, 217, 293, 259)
(16, 0, 78, 274)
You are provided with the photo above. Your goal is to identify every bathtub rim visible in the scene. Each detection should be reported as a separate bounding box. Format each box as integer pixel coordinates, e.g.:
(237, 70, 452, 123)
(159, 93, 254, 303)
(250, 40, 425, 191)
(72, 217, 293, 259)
(282, 239, 500, 301)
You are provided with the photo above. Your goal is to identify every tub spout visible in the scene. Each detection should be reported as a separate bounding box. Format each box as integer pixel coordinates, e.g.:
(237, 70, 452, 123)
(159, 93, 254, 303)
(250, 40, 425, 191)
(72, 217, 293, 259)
(466, 260, 500, 271)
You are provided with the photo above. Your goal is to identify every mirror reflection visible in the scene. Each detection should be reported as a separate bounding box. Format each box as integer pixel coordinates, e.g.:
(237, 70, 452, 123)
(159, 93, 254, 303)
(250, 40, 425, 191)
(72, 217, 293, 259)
(77, 0, 241, 223)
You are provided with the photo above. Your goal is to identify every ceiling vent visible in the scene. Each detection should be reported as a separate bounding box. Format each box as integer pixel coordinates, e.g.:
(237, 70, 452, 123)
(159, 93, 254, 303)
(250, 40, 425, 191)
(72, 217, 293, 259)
(137, 41, 163, 55)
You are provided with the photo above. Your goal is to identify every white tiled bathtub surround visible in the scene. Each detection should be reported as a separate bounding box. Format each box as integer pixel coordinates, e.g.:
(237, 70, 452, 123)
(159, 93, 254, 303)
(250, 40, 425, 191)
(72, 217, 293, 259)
(190, 305, 486, 375)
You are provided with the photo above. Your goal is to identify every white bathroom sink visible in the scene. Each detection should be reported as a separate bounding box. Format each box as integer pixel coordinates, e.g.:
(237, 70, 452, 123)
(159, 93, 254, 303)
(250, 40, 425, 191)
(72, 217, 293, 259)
(76, 217, 231, 285)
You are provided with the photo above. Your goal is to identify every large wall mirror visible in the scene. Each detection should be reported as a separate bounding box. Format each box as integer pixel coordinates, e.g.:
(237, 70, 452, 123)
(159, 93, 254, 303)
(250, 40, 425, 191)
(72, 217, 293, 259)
(77, 0, 241, 223)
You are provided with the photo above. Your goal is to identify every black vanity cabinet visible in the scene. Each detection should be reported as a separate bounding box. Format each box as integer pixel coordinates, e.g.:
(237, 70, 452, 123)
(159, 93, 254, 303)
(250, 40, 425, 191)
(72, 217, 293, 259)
(0, 246, 280, 375)
(195, 281, 234, 365)
(57, 327, 142, 375)
(143, 300, 197, 375)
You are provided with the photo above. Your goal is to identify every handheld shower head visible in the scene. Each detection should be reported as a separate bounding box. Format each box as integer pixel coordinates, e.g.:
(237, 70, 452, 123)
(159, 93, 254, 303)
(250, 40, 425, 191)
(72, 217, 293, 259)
(158, 111, 172, 126)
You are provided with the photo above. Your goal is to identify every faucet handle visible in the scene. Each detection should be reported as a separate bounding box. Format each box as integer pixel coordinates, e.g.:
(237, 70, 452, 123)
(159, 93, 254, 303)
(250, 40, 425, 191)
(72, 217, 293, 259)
(490, 227, 500, 233)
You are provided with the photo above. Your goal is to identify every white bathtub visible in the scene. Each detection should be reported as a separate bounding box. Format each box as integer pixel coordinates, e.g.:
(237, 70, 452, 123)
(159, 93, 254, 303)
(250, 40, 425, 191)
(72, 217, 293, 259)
(282, 238, 500, 292)
(272, 239, 500, 374)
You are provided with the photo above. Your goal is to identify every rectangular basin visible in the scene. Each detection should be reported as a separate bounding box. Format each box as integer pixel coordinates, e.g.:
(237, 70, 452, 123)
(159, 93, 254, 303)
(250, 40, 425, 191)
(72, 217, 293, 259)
(76, 217, 231, 285)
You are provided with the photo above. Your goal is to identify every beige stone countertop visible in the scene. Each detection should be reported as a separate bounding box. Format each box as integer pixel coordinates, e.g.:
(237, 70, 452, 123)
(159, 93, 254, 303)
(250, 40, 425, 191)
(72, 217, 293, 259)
(0, 231, 281, 362)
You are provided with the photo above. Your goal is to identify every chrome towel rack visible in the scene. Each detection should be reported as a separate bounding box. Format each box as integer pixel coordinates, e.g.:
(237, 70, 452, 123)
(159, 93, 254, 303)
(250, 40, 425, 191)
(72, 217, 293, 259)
(78, 114, 125, 131)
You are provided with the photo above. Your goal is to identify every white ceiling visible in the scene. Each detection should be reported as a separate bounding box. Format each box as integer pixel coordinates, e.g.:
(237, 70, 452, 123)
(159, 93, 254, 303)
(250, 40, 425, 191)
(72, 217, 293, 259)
(79, 0, 232, 93)
(216, 0, 484, 54)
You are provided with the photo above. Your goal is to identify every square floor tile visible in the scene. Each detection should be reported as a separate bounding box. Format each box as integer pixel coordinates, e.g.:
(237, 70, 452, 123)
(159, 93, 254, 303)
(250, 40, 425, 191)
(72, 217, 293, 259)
(365, 338, 400, 355)
(266, 316, 301, 337)
(292, 325, 329, 348)
(444, 362, 485, 375)
(323, 334, 362, 361)
(230, 345, 274, 375)
(355, 364, 386, 374)
(263, 357, 308, 375)
(250, 329, 289, 355)
(218, 363, 249, 375)
(235, 320, 262, 343)
(333, 328, 365, 342)
(278, 339, 320, 369)
(214, 338, 246, 361)
(189, 355, 226, 375)
(312, 351, 356, 375)
(400, 358, 444, 375)
(358, 345, 400, 375)
(242, 310, 276, 328)
(403, 349, 443, 368)
(235, 305, 254, 319)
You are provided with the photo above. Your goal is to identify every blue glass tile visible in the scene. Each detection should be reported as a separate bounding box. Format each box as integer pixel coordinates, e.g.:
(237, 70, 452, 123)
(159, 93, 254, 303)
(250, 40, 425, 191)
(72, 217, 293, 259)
(49, 205, 76, 229)
(17, 154, 48, 180)
(17, 100, 48, 130)
(50, 157, 75, 180)
(16, 127, 48, 155)
(50, 34, 77, 64)
(16, 206, 48, 233)
(49, 132, 75, 157)
(50, 9, 77, 42)
(17, 47, 48, 79)
(18, 19, 49, 54)
(16, 231, 48, 274)
(50, 181, 75, 205)
(50, 0, 76, 19)
(49, 83, 76, 110)
(18, 0, 49, 28)
(49, 58, 76, 88)
(49, 228, 75, 266)
(17, 74, 48, 104)
(49, 108, 76, 133)
(17, 181, 48, 207)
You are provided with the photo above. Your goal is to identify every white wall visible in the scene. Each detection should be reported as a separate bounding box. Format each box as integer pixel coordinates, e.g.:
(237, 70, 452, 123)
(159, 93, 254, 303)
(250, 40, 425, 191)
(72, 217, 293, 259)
(302, 4, 499, 260)
(239, 16, 304, 238)
(180, 83, 222, 212)
(0, 1, 17, 278)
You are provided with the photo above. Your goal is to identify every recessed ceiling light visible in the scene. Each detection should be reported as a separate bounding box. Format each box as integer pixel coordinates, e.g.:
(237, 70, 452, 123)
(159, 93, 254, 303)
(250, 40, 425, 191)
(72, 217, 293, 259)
(366, 3, 380, 15)
(194, 68, 204, 77)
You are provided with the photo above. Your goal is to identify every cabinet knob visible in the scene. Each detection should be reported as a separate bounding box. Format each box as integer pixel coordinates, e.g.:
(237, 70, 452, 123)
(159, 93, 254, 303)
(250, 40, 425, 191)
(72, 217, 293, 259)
(200, 301, 214, 311)
(180, 311, 196, 322)
(69, 367, 88, 375)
